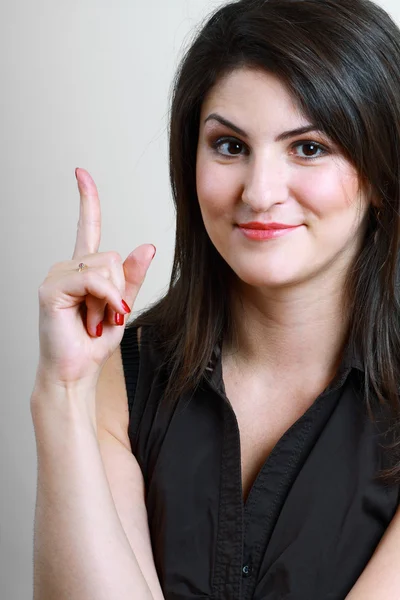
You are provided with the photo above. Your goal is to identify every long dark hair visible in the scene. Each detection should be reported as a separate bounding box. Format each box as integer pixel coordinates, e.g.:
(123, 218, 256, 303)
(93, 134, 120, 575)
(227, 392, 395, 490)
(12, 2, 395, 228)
(127, 0, 400, 485)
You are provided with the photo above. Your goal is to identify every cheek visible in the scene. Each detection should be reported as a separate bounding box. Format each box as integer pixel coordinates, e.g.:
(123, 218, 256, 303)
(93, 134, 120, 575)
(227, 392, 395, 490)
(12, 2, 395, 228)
(196, 155, 239, 217)
(296, 163, 360, 218)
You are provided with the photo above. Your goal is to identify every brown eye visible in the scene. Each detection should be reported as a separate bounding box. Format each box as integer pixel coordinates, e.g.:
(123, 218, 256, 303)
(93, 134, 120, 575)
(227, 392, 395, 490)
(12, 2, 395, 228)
(303, 143, 318, 157)
(212, 137, 247, 157)
(292, 141, 328, 161)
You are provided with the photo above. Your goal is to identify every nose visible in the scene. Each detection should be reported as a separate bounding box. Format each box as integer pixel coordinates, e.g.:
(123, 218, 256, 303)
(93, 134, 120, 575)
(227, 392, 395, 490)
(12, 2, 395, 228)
(241, 153, 288, 211)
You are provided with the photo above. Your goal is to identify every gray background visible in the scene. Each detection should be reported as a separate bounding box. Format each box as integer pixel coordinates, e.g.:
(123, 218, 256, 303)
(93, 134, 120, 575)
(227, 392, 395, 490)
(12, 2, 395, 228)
(1, 0, 398, 598)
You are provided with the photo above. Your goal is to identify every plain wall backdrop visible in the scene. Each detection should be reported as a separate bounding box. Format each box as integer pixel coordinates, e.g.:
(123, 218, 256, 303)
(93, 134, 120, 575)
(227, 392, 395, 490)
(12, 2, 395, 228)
(1, 0, 399, 597)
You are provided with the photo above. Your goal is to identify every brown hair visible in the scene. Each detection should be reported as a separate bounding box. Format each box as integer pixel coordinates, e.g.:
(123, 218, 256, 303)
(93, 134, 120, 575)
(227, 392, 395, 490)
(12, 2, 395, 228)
(128, 0, 400, 484)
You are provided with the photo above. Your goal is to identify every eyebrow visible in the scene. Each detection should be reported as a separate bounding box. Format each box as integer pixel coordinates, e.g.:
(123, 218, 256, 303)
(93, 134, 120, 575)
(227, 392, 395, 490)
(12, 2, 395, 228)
(204, 113, 322, 142)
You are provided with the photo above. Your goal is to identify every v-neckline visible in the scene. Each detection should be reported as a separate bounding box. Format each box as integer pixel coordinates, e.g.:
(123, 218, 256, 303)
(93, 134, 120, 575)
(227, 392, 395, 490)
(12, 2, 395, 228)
(203, 336, 354, 511)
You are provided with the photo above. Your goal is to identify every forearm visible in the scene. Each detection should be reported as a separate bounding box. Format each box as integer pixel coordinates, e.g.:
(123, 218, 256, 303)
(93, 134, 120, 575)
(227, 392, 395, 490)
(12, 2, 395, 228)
(30, 379, 154, 600)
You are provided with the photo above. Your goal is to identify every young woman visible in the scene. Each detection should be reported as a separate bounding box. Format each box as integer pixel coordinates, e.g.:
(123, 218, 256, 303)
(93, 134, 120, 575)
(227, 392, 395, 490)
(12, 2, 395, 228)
(31, 0, 400, 598)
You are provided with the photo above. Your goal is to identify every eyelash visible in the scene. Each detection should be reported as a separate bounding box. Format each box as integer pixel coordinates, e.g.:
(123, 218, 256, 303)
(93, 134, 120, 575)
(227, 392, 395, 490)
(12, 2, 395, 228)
(210, 136, 329, 161)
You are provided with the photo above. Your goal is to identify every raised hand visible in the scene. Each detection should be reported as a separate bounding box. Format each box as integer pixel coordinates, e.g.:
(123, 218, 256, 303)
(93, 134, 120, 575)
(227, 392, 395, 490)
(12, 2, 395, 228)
(36, 168, 156, 389)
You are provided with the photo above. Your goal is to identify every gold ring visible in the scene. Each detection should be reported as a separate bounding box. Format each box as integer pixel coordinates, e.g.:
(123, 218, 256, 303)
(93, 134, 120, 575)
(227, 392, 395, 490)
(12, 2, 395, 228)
(77, 262, 88, 272)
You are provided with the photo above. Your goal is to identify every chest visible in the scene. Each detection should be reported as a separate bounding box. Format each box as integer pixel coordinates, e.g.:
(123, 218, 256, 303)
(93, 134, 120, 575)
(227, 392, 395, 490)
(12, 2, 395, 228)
(141, 355, 398, 600)
(221, 363, 322, 503)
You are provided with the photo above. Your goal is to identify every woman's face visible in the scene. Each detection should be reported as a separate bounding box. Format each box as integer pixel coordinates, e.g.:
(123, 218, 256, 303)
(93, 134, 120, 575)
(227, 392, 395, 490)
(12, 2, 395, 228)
(196, 68, 371, 290)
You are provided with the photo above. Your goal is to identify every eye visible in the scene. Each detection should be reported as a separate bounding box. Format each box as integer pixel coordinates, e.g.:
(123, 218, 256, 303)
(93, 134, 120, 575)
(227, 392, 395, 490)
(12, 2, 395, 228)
(210, 136, 330, 161)
(211, 136, 248, 157)
(291, 141, 329, 161)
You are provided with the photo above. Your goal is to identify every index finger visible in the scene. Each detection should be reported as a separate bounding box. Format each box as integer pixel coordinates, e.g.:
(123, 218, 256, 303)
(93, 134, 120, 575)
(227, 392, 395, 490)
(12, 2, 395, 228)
(72, 168, 102, 260)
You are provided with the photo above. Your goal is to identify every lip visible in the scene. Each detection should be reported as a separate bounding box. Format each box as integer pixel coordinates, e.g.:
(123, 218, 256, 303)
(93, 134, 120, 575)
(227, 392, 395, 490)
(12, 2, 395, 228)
(237, 223, 303, 241)
(237, 222, 300, 230)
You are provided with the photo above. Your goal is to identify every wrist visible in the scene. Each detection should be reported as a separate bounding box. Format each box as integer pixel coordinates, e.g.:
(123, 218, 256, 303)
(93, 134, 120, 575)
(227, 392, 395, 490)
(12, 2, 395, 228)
(33, 360, 99, 395)
(31, 371, 98, 432)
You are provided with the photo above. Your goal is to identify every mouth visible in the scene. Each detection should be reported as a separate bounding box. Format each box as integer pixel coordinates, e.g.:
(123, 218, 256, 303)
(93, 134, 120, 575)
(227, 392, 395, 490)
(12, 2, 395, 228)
(236, 223, 303, 241)
(237, 221, 301, 230)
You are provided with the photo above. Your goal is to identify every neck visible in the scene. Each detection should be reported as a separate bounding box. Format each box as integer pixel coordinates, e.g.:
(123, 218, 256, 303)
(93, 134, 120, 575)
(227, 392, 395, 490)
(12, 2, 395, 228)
(225, 272, 350, 385)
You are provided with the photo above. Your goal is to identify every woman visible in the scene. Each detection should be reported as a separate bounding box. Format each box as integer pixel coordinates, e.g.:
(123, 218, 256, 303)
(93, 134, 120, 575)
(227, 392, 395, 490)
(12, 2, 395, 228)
(31, 0, 400, 598)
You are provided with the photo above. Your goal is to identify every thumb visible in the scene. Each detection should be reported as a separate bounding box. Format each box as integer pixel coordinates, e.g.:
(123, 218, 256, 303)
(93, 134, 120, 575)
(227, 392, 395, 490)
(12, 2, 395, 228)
(122, 244, 156, 309)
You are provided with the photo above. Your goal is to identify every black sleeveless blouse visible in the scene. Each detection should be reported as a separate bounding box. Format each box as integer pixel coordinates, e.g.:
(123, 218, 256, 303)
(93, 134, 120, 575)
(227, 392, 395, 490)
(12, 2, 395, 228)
(120, 324, 400, 600)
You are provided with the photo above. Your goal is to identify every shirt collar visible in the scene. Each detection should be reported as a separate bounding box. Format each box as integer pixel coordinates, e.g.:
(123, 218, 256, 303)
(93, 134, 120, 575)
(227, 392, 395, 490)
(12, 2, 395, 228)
(340, 335, 364, 372)
(204, 334, 364, 393)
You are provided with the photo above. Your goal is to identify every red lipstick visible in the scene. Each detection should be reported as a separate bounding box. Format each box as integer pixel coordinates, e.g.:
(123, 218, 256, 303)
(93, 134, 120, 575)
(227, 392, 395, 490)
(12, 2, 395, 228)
(237, 222, 303, 240)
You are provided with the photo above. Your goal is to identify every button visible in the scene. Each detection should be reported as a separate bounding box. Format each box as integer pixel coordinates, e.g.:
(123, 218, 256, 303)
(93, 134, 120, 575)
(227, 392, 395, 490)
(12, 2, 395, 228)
(242, 564, 252, 578)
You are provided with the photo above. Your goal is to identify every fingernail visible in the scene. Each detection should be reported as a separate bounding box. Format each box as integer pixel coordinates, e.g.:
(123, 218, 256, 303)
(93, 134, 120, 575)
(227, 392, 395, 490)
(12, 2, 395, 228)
(121, 299, 131, 313)
(151, 244, 156, 259)
(75, 168, 79, 180)
(115, 313, 124, 326)
(96, 321, 103, 337)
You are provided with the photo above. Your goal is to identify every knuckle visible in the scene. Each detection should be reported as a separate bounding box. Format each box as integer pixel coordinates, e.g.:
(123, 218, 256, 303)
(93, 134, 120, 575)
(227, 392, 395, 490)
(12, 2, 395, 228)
(38, 283, 52, 307)
(97, 265, 111, 280)
(82, 269, 97, 283)
(107, 250, 123, 265)
(85, 268, 111, 289)
(76, 268, 92, 286)
(38, 283, 48, 299)
(48, 261, 63, 273)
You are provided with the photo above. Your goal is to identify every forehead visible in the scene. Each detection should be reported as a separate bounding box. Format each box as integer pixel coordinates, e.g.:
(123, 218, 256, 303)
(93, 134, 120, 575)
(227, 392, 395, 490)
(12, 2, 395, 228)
(200, 67, 305, 122)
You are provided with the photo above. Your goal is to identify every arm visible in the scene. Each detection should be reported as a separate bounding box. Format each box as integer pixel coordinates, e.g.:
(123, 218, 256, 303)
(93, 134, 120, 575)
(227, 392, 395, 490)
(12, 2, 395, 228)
(31, 166, 163, 599)
(30, 358, 163, 600)
(345, 503, 400, 599)
(95, 335, 164, 600)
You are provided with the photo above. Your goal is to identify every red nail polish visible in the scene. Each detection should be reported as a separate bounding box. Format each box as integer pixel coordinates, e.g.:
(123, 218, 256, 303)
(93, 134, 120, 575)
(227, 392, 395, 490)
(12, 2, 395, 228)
(96, 321, 103, 337)
(115, 313, 124, 326)
(121, 299, 131, 313)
